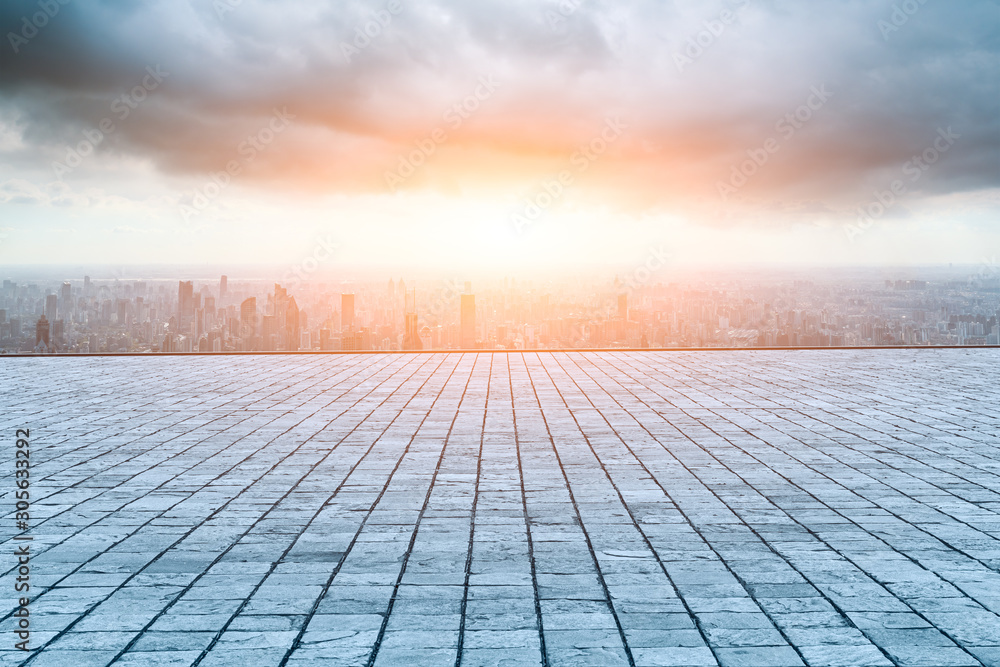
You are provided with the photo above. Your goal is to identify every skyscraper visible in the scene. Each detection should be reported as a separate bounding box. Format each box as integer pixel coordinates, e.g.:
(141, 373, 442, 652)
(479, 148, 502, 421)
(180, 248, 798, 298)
(461, 294, 476, 349)
(240, 297, 257, 339)
(220, 275, 228, 300)
(52, 320, 64, 348)
(402, 290, 421, 351)
(286, 297, 300, 351)
(35, 315, 50, 351)
(320, 328, 333, 351)
(60, 282, 72, 316)
(342, 293, 355, 331)
(178, 281, 195, 330)
(45, 294, 57, 323)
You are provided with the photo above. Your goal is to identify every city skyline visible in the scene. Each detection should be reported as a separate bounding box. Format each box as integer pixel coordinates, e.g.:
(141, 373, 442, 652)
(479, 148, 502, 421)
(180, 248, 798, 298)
(4, 264, 999, 354)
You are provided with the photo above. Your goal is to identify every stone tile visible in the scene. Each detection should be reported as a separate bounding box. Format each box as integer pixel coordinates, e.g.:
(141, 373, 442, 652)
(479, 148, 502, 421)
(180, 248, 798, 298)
(4, 350, 998, 664)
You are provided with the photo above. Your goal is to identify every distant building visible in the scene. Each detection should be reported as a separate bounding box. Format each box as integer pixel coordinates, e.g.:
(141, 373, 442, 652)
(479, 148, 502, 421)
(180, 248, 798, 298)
(402, 290, 422, 351)
(220, 275, 228, 300)
(286, 297, 300, 351)
(178, 281, 195, 331)
(461, 294, 476, 349)
(45, 293, 57, 324)
(240, 297, 257, 339)
(403, 312, 421, 350)
(35, 315, 50, 351)
(261, 315, 277, 350)
(60, 282, 72, 316)
(342, 293, 355, 331)
(52, 319, 64, 348)
(320, 328, 334, 351)
(618, 294, 628, 321)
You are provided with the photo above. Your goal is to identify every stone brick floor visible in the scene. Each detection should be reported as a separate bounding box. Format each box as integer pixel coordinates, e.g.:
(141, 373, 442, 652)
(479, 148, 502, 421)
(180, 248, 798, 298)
(2, 350, 999, 666)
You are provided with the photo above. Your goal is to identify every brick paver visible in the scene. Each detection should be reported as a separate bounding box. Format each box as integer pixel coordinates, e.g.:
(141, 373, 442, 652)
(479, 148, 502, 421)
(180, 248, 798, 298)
(1, 350, 999, 666)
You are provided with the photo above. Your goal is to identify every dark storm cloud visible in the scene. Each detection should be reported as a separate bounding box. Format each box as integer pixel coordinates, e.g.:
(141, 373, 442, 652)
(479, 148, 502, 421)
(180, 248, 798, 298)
(0, 0, 997, 213)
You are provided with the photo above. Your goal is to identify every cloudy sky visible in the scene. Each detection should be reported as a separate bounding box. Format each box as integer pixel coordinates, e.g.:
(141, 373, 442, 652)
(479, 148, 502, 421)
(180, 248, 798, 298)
(0, 0, 997, 273)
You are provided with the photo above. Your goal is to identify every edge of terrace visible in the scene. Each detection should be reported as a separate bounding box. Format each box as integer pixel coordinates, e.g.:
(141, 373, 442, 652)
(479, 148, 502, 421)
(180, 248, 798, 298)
(2, 344, 999, 358)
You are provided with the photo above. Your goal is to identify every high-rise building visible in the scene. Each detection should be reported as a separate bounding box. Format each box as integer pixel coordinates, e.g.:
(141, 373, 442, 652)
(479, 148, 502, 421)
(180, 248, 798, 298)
(261, 315, 277, 350)
(83, 276, 92, 298)
(45, 294, 57, 323)
(240, 297, 257, 339)
(404, 312, 421, 350)
(60, 282, 72, 315)
(35, 315, 50, 350)
(342, 293, 355, 331)
(52, 320, 65, 348)
(220, 275, 228, 300)
(178, 281, 195, 330)
(461, 294, 476, 349)
(286, 297, 300, 351)
(618, 294, 628, 321)
(402, 290, 421, 351)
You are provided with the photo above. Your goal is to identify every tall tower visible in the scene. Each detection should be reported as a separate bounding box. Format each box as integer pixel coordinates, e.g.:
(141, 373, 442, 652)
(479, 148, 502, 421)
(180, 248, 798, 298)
(461, 294, 476, 349)
(342, 293, 355, 331)
(220, 275, 228, 301)
(240, 297, 257, 339)
(35, 315, 50, 350)
(178, 281, 195, 330)
(402, 290, 422, 351)
(45, 293, 58, 324)
(60, 282, 72, 317)
(285, 297, 300, 351)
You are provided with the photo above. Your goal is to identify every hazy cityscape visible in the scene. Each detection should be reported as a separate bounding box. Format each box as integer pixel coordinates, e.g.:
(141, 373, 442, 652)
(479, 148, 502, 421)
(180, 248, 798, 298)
(3, 266, 999, 354)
